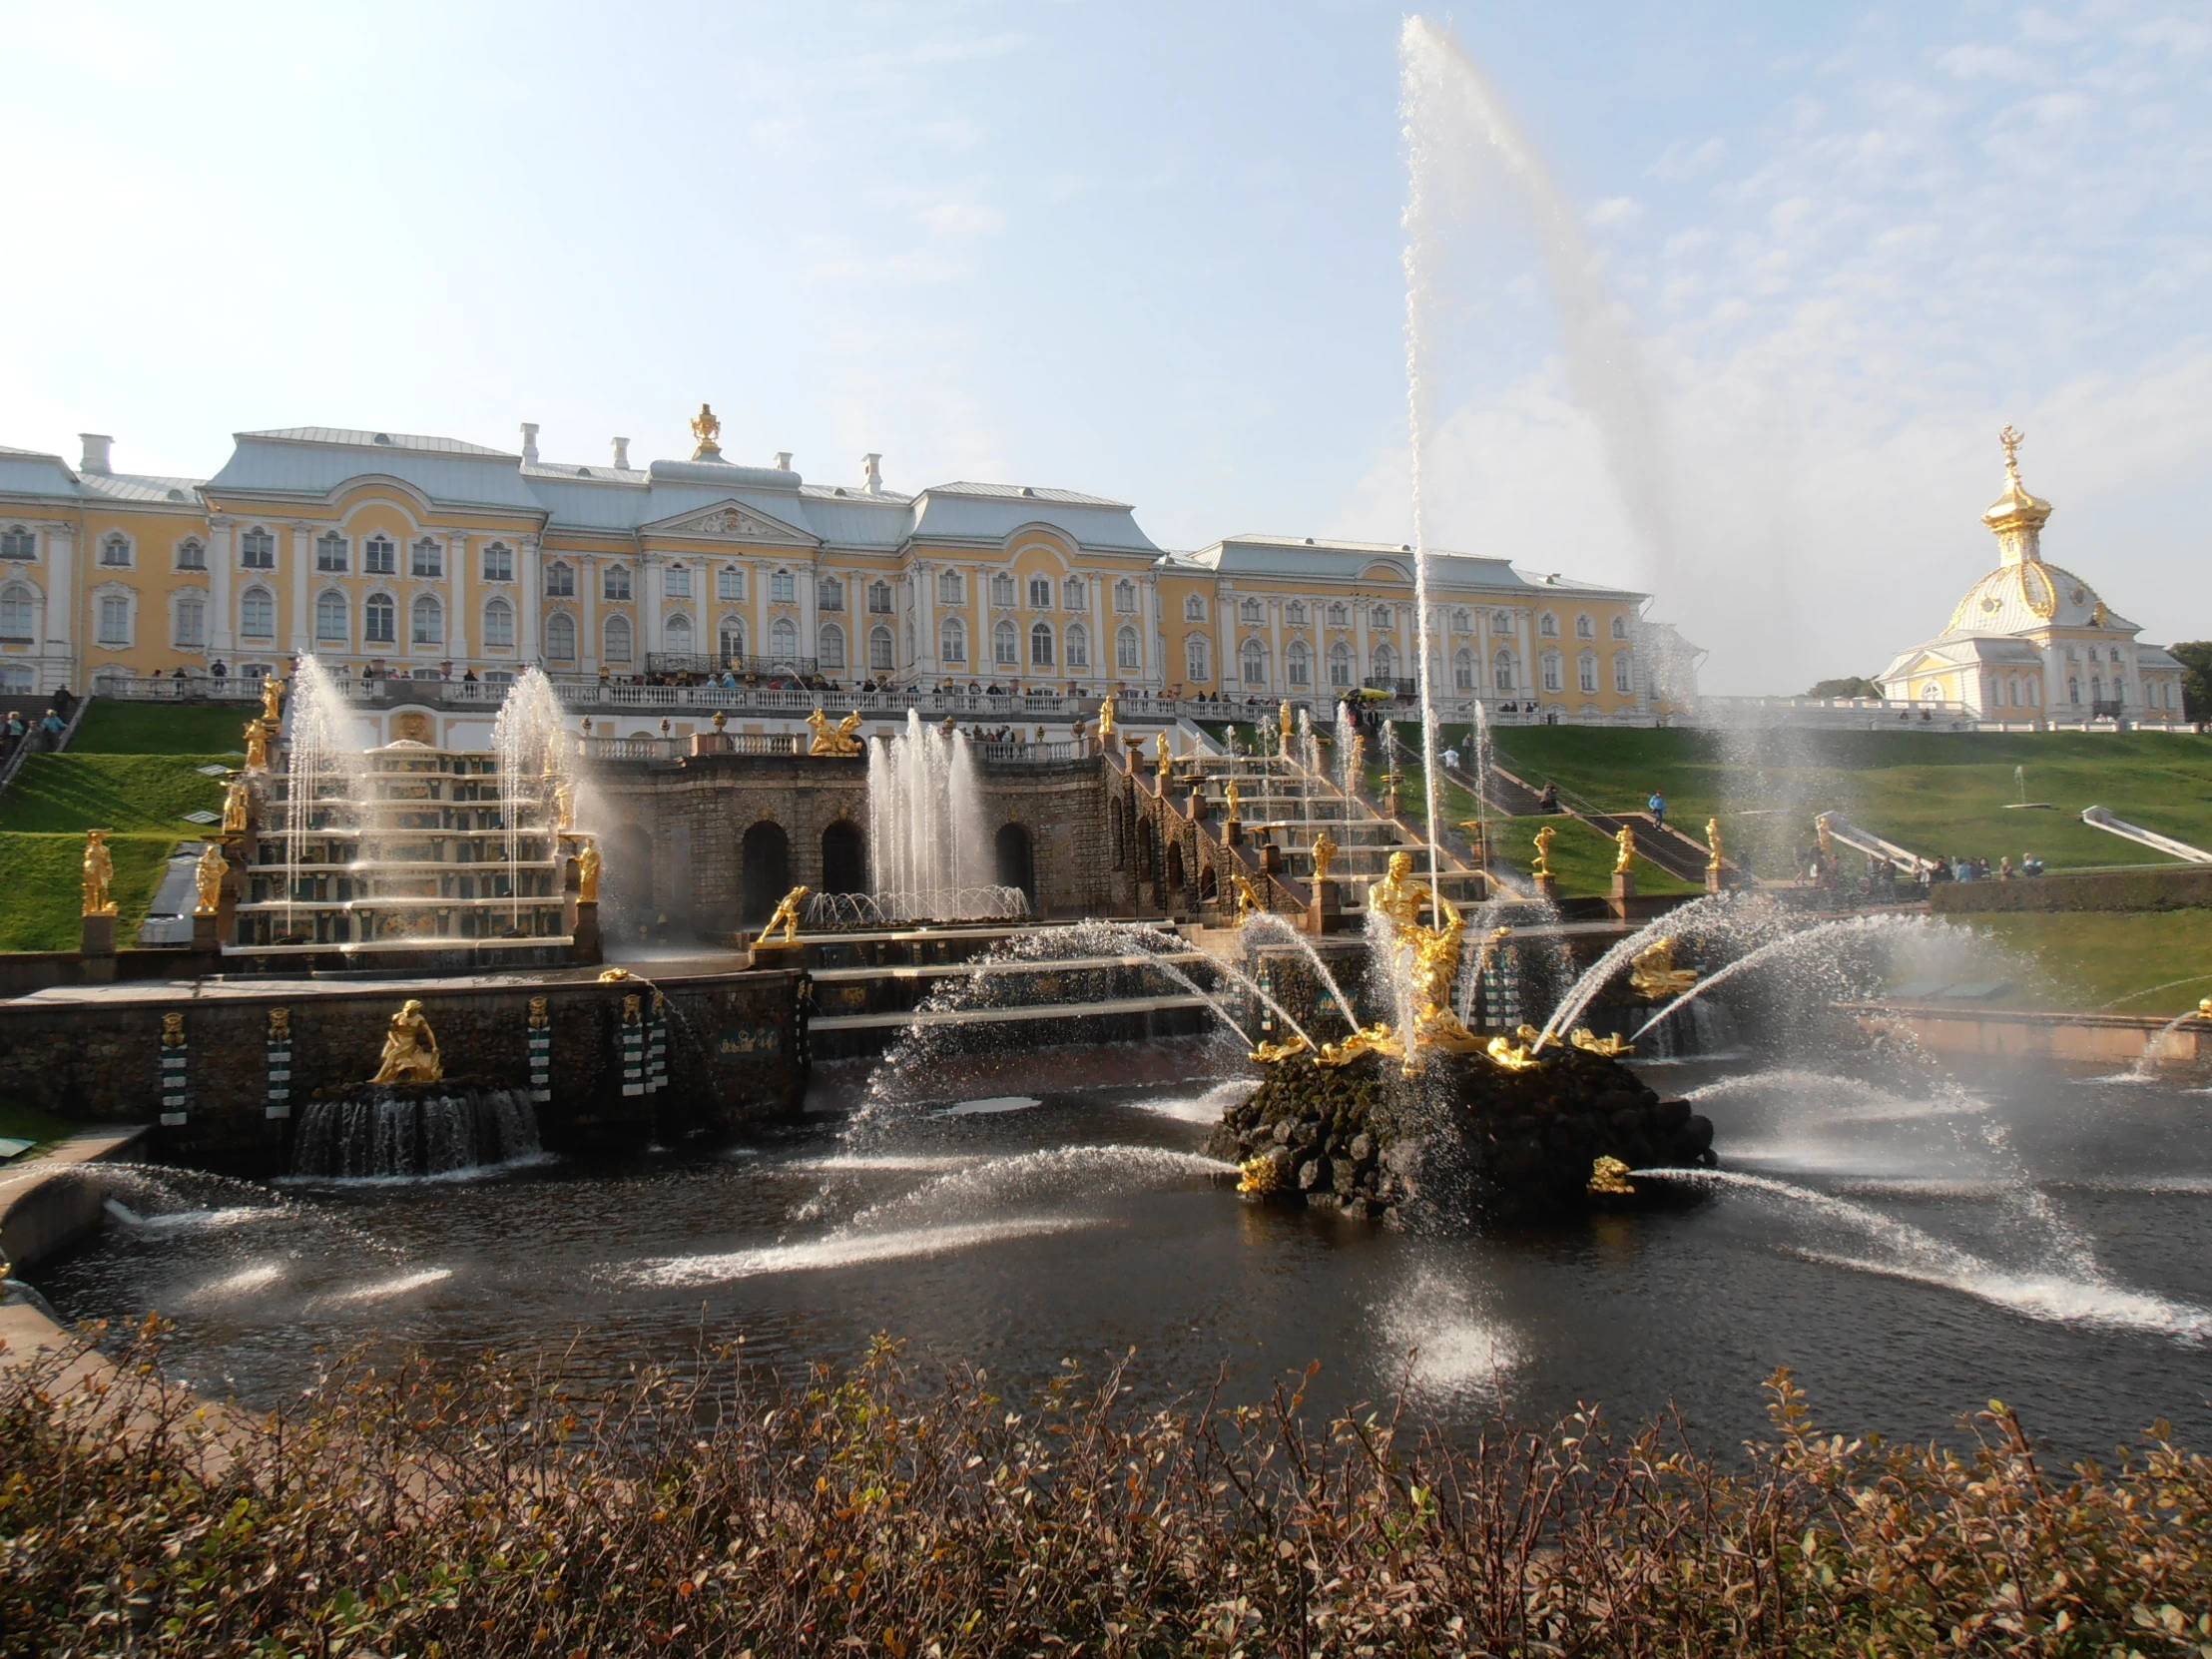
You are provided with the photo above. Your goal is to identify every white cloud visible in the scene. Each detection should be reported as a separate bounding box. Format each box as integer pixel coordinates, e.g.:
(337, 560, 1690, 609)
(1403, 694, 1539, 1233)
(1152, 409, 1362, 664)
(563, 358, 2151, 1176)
(1587, 195, 1643, 227)
(917, 200, 1006, 239)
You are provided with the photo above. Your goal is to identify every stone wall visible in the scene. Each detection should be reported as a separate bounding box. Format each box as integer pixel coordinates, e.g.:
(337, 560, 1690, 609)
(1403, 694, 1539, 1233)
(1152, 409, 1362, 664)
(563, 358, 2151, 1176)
(1931, 863, 2212, 914)
(0, 970, 807, 1175)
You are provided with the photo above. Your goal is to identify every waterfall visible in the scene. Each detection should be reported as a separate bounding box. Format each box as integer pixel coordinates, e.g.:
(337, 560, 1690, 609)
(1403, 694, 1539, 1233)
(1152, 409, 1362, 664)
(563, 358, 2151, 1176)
(291, 1086, 544, 1179)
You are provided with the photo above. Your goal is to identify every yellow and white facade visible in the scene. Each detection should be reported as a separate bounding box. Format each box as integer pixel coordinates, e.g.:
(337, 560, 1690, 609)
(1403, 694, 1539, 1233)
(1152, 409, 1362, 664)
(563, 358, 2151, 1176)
(1878, 430, 2187, 723)
(0, 419, 1681, 716)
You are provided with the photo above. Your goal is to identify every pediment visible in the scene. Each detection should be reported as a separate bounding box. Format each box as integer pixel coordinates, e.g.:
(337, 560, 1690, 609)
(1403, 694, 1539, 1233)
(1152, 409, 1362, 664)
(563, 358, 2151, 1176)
(644, 499, 819, 547)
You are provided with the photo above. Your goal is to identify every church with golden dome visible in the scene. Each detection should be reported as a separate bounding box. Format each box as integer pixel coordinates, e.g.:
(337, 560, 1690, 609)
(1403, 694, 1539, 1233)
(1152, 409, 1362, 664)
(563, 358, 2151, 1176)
(1877, 428, 2188, 724)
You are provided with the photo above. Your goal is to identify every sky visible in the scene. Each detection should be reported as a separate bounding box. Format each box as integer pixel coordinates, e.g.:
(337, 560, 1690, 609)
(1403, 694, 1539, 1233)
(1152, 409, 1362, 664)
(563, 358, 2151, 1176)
(2, 0, 2207, 693)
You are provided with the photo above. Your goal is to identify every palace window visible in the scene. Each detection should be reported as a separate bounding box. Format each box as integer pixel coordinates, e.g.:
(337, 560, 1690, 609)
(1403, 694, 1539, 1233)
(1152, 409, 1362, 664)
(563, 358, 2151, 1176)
(1493, 610, 1513, 632)
(1611, 615, 1628, 639)
(1065, 622, 1088, 669)
(770, 616, 798, 658)
(1575, 614, 1594, 640)
(1241, 639, 1266, 688)
(867, 580, 893, 614)
(240, 587, 275, 640)
(0, 526, 34, 560)
(1286, 600, 1308, 627)
(1287, 641, 1311, 687)
(1494, 650, 1515, 692)
(1185, 634, 1210, 681)
(818, 622, 845, 670)
(483, 598, 515, 650)
(314, 533, 346, 573)
(717, 565, 745, 601)
(97, 592, 132, 646)
(1614, 654, 1633, 694)
(819, 576, 844, 612)
(482, 542, 513, 582)
(665, 565, 692, 599)
(174, 592, 206, 649)
(1372, 643, 1395, 682)
(1240, 598, 1263, 625)
(940, 617, 967, 663)
(993, 619, 1018, 666)
(545, 561, 575, 597)
(240, 527, 276, 569)
(665, 613, 694, 655)
(718, 618, 745, 661)
(0, 584, 33, 642)
(1183, 594, 1207, 623)
(770, 569, 796, 605)
(1027, 576, 1052, 610)
(1029, 621, 1055, 666)
(364, 535, 395, 575)
(545, 612, 576, 661)
(1329, 643, 1352, 689)
(937, 569, 964, 605)
(604, 566, 632, 601)
(1114, 579, 1137, 614)
(1541, 652, 1562, 693)
(604, 614, 633, 663)
(1063, 576, 1085, 611)
(1370, 605, 1391, 632)
(1327, 602, 1349, 628)
(1577, 651, 1597, 693)
(1450, 607, 1469, 634)
(175, 538, 206, 571)
(101, 534, 132, 569)
(1117, 625, 1140, 671)
(1453, 648, 1473, 691)
(991, 572, 1016, 607)
(339, 591, 371, 643)
(410, 538, 441, 579)
(411, 595, 443, 646)
(1538, 612, 1558, 638)
(869, 625, 893, 673)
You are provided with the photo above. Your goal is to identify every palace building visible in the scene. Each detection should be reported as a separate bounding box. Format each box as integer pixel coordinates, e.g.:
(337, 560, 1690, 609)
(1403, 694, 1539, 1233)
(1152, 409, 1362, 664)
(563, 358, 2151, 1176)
(0, 412, 1684, 718)
(1878, 429, 2187, 723)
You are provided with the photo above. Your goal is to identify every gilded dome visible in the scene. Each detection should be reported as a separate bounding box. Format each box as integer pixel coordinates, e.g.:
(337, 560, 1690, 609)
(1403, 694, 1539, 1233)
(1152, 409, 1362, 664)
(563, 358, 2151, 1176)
(1940, 561, 2124, 638)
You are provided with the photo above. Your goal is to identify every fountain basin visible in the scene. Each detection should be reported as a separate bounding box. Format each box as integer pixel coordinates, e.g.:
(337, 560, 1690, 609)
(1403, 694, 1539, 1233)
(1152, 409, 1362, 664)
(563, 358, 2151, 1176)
(290, 1080, 544, 1180)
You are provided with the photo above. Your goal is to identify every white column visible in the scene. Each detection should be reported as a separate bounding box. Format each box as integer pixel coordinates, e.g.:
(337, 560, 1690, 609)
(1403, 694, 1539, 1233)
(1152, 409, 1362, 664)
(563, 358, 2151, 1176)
(1213, 583, 1232, 693)
(288, 522, 312, 653)
(642, 557, 666, 662)
(1267, 597, 1283, 698)
(43, 522, 75, 690)
(1519, 613, 1534, 697)
(1354, 600, 1371, 687)
(580, 556, 598, 676)
(1141, 575, 1159, 689)
(208, 517, 235, 651)
(1088, 572, 1105, 688)
(800, 558, 819, 670)
(446, 530, 468, 660)
(915, 561, 936, 679)
(519, 536, 541, 663)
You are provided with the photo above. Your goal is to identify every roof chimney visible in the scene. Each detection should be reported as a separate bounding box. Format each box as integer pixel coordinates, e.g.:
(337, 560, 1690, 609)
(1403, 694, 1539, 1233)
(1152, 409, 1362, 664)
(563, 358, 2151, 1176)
(79, 433, 113, 474)
(861, 452, 883, 495)
(611, 436, 631, 470)
(519, 422, 541, 465)
(774, 451, 793, 472)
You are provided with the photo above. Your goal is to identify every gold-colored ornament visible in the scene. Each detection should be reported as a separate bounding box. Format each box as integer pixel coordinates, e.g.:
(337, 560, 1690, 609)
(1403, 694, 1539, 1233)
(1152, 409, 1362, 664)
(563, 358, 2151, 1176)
(1231, 872, 1263, 920)
(1485, 1032, 1542, 1071)
(268, 1006, 290, 1039)
(81, 829, 116, 916)
(1570, 1027, 1634, 1057)
(261, 675, 284, 726)
(1705, 817, 1724, 873)
(552, 777, 577, 831)
(622, 992, 643, 1022)
(527, 994, 549, 1028)
(1613, 824, 1636, 874)
(243, 719, 272, 771)
(1223, 780, 1241, 824)
(193, 842, 226, 915)
(762, 884, 810, 944)
(711, 709, 728, 732)
(2198, 994, 2212, 1020)
(1316, 1022, 1401, 1067)
(1311, 829, 1339, 885)
(1532, 825, 1556, 879)
(160, 1010, 186, 1047)
(222, 776, 251, 833)
(1816, 814, 1835, 863)
(1587, 1156, 1636, 1197)
(370, 999, 442, 1083)
(1279, 700, 1293, 756)
(806, 708, 864, 757)
(1249, 1034, 1311, 1064)
(1097, 692, 1116, 739)
(1154, 731, 1171, 782)
(1238, 1153, 1285, 1194)
(575, 836, 602, 902)
(1367, 849, 1422, 930)
(598, 967, 633, 982)
(1627, 938, 1698, 1000)
(689, 401, 723, 459)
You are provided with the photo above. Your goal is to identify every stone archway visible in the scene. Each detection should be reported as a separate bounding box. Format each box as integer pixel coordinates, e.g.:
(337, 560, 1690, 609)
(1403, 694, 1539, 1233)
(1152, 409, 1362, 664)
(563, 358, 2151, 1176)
(740, 820, 792, 926)
(821, 819, 866, 895)
(995, 822, 1036, 909)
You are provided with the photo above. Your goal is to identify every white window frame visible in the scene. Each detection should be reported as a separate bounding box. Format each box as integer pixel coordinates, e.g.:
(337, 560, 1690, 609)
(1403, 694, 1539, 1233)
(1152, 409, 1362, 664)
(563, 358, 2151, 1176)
(993, 618, 1018, 666)
(482, 542, 514, 583)
(411, 593, 444, 647)
(545, 611, 578, 661)
(483, 597, 516, 651)
(940, 617, 967, 664)
(603, 565, 633, 601)
(604, 613, 634, 663)
(409, 537, 442, 579)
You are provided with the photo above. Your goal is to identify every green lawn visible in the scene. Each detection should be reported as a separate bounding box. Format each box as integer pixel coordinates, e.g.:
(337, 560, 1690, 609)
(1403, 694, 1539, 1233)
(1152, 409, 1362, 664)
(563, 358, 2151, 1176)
(0, 753, 230, 834)
(1960, 910, 2212, 1016)
(0, 832, 178, 951)
(70, 700, 254, 756)
(0, 1099, 85, 1158)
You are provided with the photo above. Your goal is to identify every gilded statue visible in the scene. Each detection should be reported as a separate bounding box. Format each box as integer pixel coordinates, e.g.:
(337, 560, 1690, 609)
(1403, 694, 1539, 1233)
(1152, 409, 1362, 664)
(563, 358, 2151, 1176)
(1278, 700, 1293, 756)
(370, 999, 442, 1084)
(1613, 824, 1636, 875)
(1248, 1034, 1311, 1065)
(1097, 692, 1116, 739)
(1230, 872, 1263, 920)
(575, 836, 602, 902)
(1587, 1156, 1636, 1197)
(1223, 780, 1240, 824)
(1348, 733, 1365, 786)
(222, 776, 251, 834)
(161, 1011, 186, 1047)
(1570, 1026, 1634, 1057)
(1316, 1022, 1402, 1068)
(761, 884, 810, 945)
(528, 994, 549, 1028)
(193, 842, 227, 915)
(1531, 825, 1556, 879)
(260, 675, 284, 726)
(268, 1005, 290, 1039)
(1485, 1032, 1541, 1071)
(1705, 817, 1724, 873)
(1311, 829, 1339, 885)
(553, 777, 577, 832)
(1815, 813, 1836, 863)
(690, 401, 723, 459)
(806, 708, 864, 757)
(1627, 937, 1698, 1000)
(1238, 1151, 1287, 1194)
(1154, 731, 1171, 782)
(1367, 849, 1423, 930)
(81, 829, 116, 916)
(244, 718, 272, 772)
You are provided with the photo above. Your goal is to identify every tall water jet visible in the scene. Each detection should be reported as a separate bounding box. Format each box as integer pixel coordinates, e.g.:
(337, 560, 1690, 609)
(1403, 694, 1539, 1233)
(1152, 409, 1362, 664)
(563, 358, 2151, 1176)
(865, 711, 1015, 923)
(278, 656, 365, 942)
(491, 668, 576, 933)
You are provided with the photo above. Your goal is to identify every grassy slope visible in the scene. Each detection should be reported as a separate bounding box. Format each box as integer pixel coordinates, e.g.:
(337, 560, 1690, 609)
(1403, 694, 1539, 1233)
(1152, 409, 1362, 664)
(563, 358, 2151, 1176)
(0, 753, 229, 833)
(0, 833, 177, 951)
(0, 1099, 84, 1157)
(69, 700, 252, 756)
(1964, 910, 2212, 1016)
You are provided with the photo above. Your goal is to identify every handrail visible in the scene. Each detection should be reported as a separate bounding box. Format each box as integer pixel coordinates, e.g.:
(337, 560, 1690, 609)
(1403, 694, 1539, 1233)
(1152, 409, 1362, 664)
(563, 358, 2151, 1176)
(2079, 805, 2212, 864)
(0, 692, 91, 808)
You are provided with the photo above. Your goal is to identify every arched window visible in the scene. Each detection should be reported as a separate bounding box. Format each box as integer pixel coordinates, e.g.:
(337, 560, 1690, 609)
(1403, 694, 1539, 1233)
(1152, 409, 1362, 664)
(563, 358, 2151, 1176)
(1287, 641, 1311, 687)
(869, 626, 893, 672)
(1453, 648, 1473, 691)
(1026, 575, 1053, 610)
(545, 561, 575, 597)
(1060, 622, 1086, 669)
(357, 533, 391, 574)
(1063, 576, 1085, 610)
(96, 590, 131, 646)
(412, 594, 443, 646)
(174, 591, 206, 649)
(1541, 652, 1562, 693)
(717, 564, 745, 601)
(1450, 607, 1469, 633)
(1539, 612, 1559, 638)
(1183, 593, 1207, 622)
(1370, 605, 1391, 631)
(937, 568, 964, 605)
(483, 598, 515, 650)
(771, 616, 798, 658)
(993, 618, 1018, 666)
(1326, 602, 1349, 629)
(991, 571, 1016, 607)
(1924, 681, 1943, 705)
(940, 617, 967, 664)
(1372, 643, 1394, 682)
(0, 526, 31, 561)
(1029, 620, 1055, 667)
(1116, 626, 1140, 670)
(818, 576, 844, 612)
(664, 564, 691, 599)
(410, 537, 442, 578)
(174, 538, 205, 571)
(240, 586, 274, 641)
(545, 611, 577, 661)
(0, 583, 34, 641)
(818, 621, 844, 670)
(1185, 634, 1211, 682)
(482, 542, 513, 582)
(100, 533, 133, 568)
(327, 591, 360, 644)
(240, 527, 276, 569)
(1492, 610, 1514, 632)
(1577, 651, 1597, 693)
(1239, 598, 1263, 625)
(866, 580, 892, 615)
(603, 565, 632, 601)
(1493, 649, 1516, 691)
(665, 612, 694, 655)
(1611, 615, 1629, 639)
(1575, 613, 1594, 639)
(604, 613, 634, 663)
(1240, 638, 1266, 689)
(1614, 653, 1632, 694)
(1329, 643, 1352, 688)
(1286, 600, 1308, 627)
(1114, 579, 1137, 614)
(2066, 678, 2078, 705)
(718, 617, 745, 663)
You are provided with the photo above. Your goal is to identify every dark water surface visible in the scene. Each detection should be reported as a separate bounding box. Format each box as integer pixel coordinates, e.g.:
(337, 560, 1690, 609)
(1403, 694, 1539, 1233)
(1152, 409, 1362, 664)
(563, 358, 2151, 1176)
(36, 1039, 2212, 1459)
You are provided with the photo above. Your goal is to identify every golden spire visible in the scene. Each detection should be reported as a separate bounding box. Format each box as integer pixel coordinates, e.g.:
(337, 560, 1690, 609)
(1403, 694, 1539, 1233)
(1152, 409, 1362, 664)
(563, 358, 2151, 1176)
(1982, 422, 2051, 567)
(690, 402, 723, 461)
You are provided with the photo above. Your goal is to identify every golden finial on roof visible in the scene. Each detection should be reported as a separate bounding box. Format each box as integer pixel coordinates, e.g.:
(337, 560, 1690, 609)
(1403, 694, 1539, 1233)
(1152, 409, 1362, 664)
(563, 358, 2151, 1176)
(690, 402, 723, 460)
(1983, 421, 2052, 564)
(1999, 423, 2025, 480)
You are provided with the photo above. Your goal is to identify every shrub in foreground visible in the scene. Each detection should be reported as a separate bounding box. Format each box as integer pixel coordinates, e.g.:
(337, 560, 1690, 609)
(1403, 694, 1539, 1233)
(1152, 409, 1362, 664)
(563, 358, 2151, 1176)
(1, 1323, 2208, 1656)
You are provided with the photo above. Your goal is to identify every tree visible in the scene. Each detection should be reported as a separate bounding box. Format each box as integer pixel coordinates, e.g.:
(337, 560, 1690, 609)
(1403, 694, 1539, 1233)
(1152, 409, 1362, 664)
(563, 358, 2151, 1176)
(1807, 676, 1882, 700)
(2169, 642, 2212, 722)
